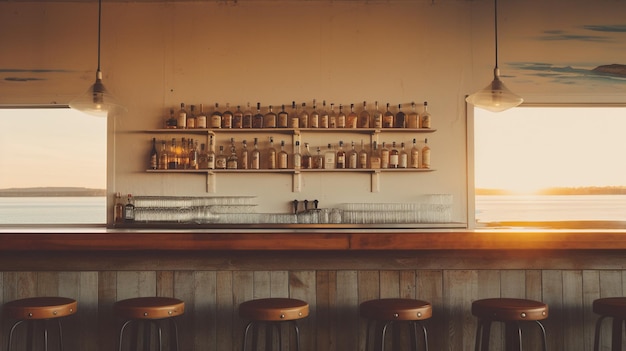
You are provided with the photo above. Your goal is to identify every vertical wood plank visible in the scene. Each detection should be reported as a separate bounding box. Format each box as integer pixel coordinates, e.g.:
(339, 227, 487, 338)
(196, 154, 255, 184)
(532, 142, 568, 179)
(582, 270, 600, 351)
(444, 270, 478, 351)
(116, 271, 156, 300)
(290, 271, 317, 351)
(500, 270, 525, 298)
(174, 271, 195, 351)
(417, 270, 443, 351)
(254, 271, 271, 298)
(233, 271, 254, 351)
(315, 271, 337, 351)
(562, 270, 584, 351)
(399, 270, 416, 299)
(542, 270, 564, 351)
(337, 270, 358, 351)
(216, 271, 232, 351)
(357, 270, 379, 351)
(99, 271, 117, 351)
(380, 270, 400, 298)
(271, 271, 289, 298)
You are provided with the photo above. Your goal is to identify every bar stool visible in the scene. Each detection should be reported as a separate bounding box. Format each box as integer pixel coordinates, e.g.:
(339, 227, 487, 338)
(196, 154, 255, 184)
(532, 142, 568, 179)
(360, 298, 432, 351)
(239, 297, 309, 351)
(472, 298, 548, 351)
(114, 297, 185, 351)
(593, 297, 626, 350)
(3, 296, 77, 351)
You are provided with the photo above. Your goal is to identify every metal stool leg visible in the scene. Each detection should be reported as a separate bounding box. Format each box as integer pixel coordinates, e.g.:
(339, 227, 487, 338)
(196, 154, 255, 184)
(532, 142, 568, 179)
(292, 320, 301, 351)
(534, 320, 548, 351)
(594, 315, 608, 351)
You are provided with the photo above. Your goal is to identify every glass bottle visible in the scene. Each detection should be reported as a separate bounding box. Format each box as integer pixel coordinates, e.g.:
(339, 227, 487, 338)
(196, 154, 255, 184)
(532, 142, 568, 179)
(250, 137, 260, 170)
(207, 135, 216, 170)
(166, 108, 177, 129)
(222, 103, 233, 129)
(240, 140, 249, 170)
(114, 192, 124, 223)
(168, 138, 178, 169)
(302, 142, 312, 169)
(216, 145, 227, 169)
(198, 143, 208, 169)
(329, 103, 337, 128)
(158, 139, 168, 170)
(407, 101, 419, 129)
(124, 194, 135, 222)
(264, 105, 277, 128)
(179, 137, 189, 169)
(336, 141, 346, 169)
(196, 104, 207, 129)
(370, 141, 381, 169)
(421, 138, 431, 169)
(389, 141, 399, 168)
(380, 141, 390, 169)
(394, 104, 406, 128)
(226, 138, 238, 169)
(347, 141, 358, 169)
(210, 103, 222, 129)
(298, 102, 309, 128)
(410, 138, 420, 169)
(267, 137, 277, 169)
(177, 103, 187, 129)
(149, 137, 158, 170)
(313, 147, 324, 169)
(278, 140, 288, 169)
(252, 102, 264, 129)
(309, 99, 319, 128)
(187, 104, 197, 129)
(319, 100, 329, 128)
(277, 104, 289, 128)
(383, 103, 394, 128)
(346, 103, 358, 128)
(324, 143, 336, 169)
(358, 101, 370, 128)
(399, 142, 408, 168)
(293, 140, 302, 170)
(358, 139, 368, 169)
(337, 104, 346, 128)
(421, 101, 432, 129)
(372, 101, 383, 129)
(189, 139, 199, 170)
(290, 101, 299, 128)
(233, 105, 243, 129)
(243, 102, 253, 128)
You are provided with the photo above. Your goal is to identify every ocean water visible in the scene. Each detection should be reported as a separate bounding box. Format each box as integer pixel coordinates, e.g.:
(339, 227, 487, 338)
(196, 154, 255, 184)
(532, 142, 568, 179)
(0, 197, 106, 224)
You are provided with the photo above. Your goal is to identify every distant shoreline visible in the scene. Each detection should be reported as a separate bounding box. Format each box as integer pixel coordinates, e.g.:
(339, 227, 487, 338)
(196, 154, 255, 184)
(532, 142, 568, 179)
(0, 187, 106, 197)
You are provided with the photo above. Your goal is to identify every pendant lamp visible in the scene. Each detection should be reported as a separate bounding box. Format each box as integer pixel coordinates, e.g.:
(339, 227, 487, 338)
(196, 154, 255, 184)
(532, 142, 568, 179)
(466, 0, 523, 113)
(69, 0, 125, 117)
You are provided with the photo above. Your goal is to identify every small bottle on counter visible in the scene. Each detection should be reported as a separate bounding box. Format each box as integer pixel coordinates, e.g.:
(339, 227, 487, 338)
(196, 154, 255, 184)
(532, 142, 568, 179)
(124, 194, 135, 222)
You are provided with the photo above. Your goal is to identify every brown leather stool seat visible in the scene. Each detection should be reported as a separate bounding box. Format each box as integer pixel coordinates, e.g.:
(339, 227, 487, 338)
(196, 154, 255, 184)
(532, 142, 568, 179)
(4, 296, 77, 351)
(239, 298, 309, 351)
(360, 298, 432, 351)
(114, 297, 185, 351)
(593, 297, 626, 350)
(472, 298, 548, 351)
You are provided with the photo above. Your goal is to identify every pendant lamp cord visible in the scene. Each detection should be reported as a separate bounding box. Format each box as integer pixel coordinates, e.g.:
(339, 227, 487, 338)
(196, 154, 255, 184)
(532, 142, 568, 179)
(97, 0, 102, 72)
(494, 0, 499, 70)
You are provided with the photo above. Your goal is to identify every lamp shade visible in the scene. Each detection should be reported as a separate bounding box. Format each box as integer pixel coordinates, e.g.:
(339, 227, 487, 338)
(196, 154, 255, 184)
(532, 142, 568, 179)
(69, 71, 126, 117)
(466, 69, 523, 113)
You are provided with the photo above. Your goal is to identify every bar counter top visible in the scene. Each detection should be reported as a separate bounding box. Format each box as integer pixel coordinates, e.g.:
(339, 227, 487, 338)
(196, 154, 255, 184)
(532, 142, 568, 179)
(2, 227, 626, 251)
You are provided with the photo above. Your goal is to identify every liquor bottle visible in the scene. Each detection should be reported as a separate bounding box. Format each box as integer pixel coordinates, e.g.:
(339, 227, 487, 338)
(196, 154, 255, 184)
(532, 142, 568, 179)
(410, 138, 420, 169)
(309, 99, 319, 128)
(114, 192, 124, 223)
(210, 103, 222, 129)
(302, 142, 312, 169)
(124, 194, 135, 222)
(177, 103, 187, 129)
(189, 139, 199, 170)
(394, 104, 406, 128)
(324, 143, 336, 169)
(389, 141, 399, 168)
(293, 140, 302, 170)
(370, 141, 381, 169)
(250, 137, 260, 169)
(233, 105, 243, 128)
(149, 137, 158, 170)
(383, 103, 394, 128)
(347, 141, 358, 169)
(168, 138, 178, 169)
(207, 135, 216, 170)
(358, 139, 368, 169)
(166, 108, 177, 129)
(358, 101, 370, 128)
(243, 102, 253, 128)
(407, 101, 419, 129)
(399, 142, 408, 168)
(226, 138, 238, 169)
(222, 103, 233, 129)
(290, 101, 299, 128)
(337, 104, 346, 128)
(264, 105, 277, 128)
(240, 140, 249, 169)
(319, 100, 329, 128)
(380, 141, 390, 169)
(158, 139, 168, 170)
(187, 104, 197, 129)
(277, 104, 289, 128)
(336, 141, 346, 169)
(313, 147, 324, 169)
(252, 102, 264, 129)
(329, 103, 337, 128)
(196, 104, 207, 129)
(179, 137, 189, 169)
(372, 101, 383, 129)
(421, 138, 431, 169)
(421, 101, 432, 129)
(216, 145, 227, 169)
(298, 102, 308, 128)
(198, 143, 209, 169)
(278, 140, 288, 169)
(346, 104, 358, 128)
(267, 137, 277, 169)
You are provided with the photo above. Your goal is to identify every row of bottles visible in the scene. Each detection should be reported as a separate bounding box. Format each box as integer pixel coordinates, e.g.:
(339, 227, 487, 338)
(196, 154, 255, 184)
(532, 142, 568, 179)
(113, 193, 135, 223)
(164, 100, 432, 130)
(149, 136, 431, 171)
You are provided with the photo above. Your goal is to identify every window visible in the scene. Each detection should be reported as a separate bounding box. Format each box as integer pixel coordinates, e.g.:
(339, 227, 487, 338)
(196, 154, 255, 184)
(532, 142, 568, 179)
(473, 105, 626, 229)
(0, 107, 106, 225)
